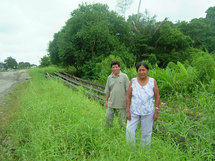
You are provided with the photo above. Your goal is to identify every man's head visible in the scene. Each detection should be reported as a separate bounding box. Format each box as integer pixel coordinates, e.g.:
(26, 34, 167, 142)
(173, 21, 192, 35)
(111, 61, 120, 76)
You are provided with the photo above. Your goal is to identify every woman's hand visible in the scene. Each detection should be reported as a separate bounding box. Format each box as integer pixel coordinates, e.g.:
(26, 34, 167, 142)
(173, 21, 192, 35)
(153, 110, 159, 121)
(127, 111, 131, 120)
(105, 101, 108, 109)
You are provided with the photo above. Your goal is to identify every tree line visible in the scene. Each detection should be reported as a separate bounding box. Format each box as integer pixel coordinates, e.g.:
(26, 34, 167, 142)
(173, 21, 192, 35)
(0, 56, 36, 70)
(45, 3, 215, 80)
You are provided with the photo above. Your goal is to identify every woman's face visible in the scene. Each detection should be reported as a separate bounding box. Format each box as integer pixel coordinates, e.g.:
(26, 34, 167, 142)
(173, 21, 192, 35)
(137, 65, 148, 79)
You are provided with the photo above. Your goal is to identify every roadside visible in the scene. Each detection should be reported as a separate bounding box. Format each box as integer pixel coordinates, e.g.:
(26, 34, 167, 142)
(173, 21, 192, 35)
(0, 70, 30, 130)
(0, 70, 30, 104)
(0, 70, 30, 160)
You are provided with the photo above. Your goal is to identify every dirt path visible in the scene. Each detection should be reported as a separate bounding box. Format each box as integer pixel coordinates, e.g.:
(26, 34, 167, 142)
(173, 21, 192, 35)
(0, 70, 30, 105)
(0, 70, 30, 156)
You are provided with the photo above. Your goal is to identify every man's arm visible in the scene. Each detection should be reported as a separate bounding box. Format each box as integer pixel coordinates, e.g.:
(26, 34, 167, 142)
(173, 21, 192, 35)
(104, 77, 110, 108)
(105, 94, 109, 108)
(124, 74, 130, 91)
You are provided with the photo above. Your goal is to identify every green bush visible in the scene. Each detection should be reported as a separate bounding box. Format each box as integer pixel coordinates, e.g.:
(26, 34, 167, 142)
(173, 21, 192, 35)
(111, 45, 136, 67)
(65, 65, 77, 75)
(123, 67, 137, 80)
(149, 61, 198, 96)
(192, 52, 215, 83)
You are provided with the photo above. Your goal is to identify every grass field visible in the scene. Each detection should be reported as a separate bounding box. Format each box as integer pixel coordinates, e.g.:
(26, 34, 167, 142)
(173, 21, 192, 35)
(0, 68, 214, 160)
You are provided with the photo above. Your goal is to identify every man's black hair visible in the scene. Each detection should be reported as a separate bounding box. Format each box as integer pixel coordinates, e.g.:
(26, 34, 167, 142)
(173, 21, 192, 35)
(111, 61, 120, 68)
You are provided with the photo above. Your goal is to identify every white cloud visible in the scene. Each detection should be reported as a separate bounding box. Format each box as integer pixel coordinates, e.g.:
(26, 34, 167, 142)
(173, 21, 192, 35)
(134, 0, 215, 22)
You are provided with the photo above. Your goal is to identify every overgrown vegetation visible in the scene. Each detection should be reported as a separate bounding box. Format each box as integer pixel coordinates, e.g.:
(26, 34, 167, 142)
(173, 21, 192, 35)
(0, 69, 182, 160)
(1, 57, 215, 160)
(46, 3, 215, 80)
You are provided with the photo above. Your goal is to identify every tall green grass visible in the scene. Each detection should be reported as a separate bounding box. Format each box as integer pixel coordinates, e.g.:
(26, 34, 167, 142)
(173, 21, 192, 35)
(0, 68, 192, 161)
(157, 91, 215, 160)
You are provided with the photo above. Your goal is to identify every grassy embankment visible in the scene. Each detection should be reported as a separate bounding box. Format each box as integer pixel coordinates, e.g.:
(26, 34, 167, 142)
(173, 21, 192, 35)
(0, 66, 214, 160)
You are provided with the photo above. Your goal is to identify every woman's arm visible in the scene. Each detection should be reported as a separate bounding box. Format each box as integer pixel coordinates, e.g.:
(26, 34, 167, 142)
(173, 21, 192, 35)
(153, 79, 160, 121)
(126, 80, 133, 120)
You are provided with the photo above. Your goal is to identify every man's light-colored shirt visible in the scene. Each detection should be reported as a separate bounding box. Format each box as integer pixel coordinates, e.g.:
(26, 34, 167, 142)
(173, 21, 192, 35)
(105, 71, 130, 109)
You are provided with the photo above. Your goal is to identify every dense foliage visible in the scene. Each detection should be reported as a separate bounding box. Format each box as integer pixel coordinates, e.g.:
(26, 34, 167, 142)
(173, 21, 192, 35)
(48, 3, 132, 78)
(47, 3, 215, 79)
(176, 6, 215, 53)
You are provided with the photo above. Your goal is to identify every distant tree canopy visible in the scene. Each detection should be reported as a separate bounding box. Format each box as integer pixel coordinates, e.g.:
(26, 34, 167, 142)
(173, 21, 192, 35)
(4, 57, 18, 69)
(47, 3, 215, 78)
(0, 62, 4, 70)
(2, 57, 36, 70)
(176, 6, 215, 53)
(18, 62, 32, 69)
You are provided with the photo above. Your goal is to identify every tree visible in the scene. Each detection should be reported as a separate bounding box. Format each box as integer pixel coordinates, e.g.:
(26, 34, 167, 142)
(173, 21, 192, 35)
(4, 57, 18, 69)
(49, 3, 131, 78)
(127, 12, 158, 62)
(184, 18, 210, 49)
(155, 23, 193, 66)
(0, 62, 4, 70)
(48, 32, 60, 65)
(205, 6, 215, 53)
(18, 62, 32, 69)
(157, 23, 192, 51)
(39, 55, 51, 67)
(176, 7, 215, 53)
(206, 6, 215, 26)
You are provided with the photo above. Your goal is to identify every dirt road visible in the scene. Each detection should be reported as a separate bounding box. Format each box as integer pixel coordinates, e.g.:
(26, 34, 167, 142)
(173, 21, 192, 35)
(0, 70, 30, 104)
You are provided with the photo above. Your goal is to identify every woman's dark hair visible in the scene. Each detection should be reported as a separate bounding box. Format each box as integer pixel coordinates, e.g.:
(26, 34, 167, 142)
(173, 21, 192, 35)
(136, 62, 149, 71)
(111, 61, 120, 67)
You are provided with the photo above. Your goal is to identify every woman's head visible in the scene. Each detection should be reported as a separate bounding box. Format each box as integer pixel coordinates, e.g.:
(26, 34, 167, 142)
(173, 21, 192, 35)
(136, 62, 149, 79)
(136, 62, 149, 71)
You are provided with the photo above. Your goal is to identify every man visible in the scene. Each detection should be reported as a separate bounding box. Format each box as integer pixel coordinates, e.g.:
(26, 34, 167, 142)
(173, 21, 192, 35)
(104, 61, 130, 127)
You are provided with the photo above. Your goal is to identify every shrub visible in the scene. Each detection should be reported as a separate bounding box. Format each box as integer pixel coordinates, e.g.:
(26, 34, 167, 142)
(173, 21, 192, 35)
(192, 52, 215, 83)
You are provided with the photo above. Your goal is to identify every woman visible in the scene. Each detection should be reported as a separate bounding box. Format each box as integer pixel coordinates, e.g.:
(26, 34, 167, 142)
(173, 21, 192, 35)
(126, 62, 160, 148)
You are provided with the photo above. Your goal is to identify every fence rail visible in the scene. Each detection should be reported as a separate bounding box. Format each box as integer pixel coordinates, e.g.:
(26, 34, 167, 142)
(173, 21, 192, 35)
(46, 72, 106, 103)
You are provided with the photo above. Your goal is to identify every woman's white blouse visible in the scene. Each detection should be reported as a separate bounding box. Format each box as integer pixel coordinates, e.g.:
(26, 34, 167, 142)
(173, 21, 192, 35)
(130, 77, 155, 116)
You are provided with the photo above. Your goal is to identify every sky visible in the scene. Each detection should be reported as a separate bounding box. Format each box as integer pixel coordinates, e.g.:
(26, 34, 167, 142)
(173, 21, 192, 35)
(0, 0, 215, 65)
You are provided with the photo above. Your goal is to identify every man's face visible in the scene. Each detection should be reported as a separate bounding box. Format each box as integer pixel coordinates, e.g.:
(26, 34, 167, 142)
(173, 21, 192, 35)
(111, 64, 120, 75)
